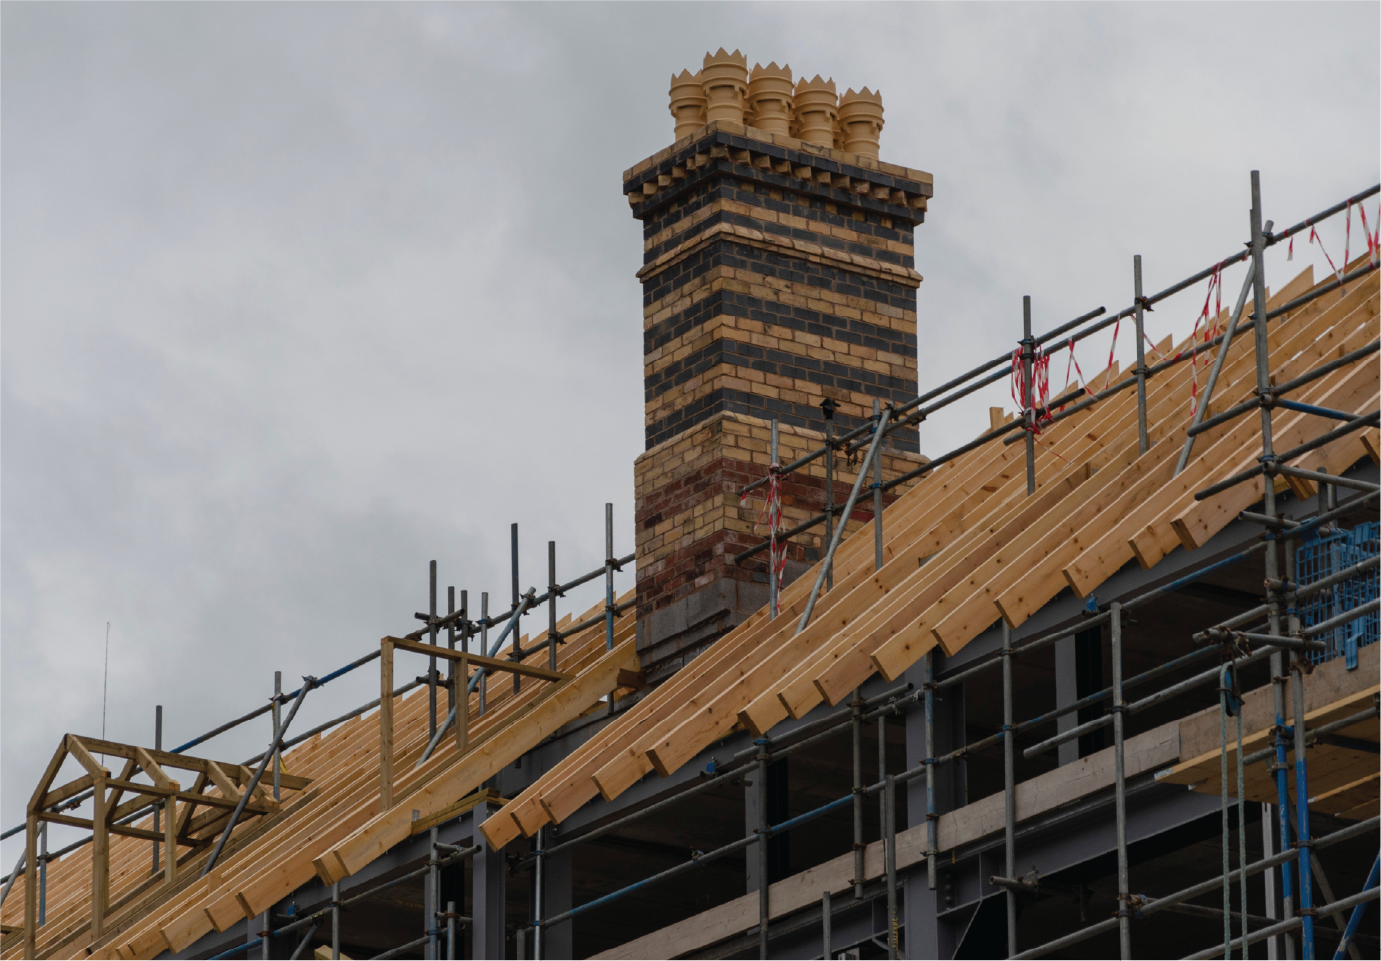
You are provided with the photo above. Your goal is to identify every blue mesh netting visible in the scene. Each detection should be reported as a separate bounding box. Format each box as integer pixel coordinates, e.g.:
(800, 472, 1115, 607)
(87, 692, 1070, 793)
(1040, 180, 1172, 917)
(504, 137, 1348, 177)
(1296, 521, 1379, 669)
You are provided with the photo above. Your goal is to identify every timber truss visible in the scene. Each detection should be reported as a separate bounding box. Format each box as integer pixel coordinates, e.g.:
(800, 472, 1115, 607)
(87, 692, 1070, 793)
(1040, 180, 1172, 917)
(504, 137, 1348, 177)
(23, 735, 310, 942)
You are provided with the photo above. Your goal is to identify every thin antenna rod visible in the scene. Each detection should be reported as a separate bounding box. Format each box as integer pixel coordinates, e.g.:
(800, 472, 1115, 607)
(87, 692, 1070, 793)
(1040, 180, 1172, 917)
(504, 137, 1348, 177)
(101, 621, 111, 764)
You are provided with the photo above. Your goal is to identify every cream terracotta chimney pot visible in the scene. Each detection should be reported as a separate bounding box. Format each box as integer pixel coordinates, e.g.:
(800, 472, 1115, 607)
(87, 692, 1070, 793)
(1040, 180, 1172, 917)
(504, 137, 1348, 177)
(746, 62, 793, 136)
(669, 69, 708, 140)
(701, 48, 749, 125)
(792, 75, 838, 148)
(838, 87, 884, 159)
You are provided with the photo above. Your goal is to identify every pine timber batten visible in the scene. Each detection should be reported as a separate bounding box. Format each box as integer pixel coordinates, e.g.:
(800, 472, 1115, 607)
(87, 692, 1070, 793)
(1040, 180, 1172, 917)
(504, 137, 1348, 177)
(339, 638, 636, 861)
(497, 266, 1381, 845)
(799, 361, 1143, 708)
(594, 450, 957, 796)
(503, 457, 934, 834)
(809, 461, 1096, 708)
(751, 419, 1045, 726)
(1148, 281, 1381, 555)
(526, 325, 1161, 823)
(1059, 271, 1362, 597)
(1163, 359, 1378, 554)
(874, 264, 1342, 678)
(1115, 339, 1373, 575)
(608, 400, 1029, 788)
(637, 440, 1016, 776)
(991, 292, 1349, 630)
(755, 435, 1081, 726)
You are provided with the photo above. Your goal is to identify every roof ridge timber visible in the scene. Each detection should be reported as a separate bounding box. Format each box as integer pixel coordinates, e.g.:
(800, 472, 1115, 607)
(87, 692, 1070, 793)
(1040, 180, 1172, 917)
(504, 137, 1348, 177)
(479, 257, 1380, 850)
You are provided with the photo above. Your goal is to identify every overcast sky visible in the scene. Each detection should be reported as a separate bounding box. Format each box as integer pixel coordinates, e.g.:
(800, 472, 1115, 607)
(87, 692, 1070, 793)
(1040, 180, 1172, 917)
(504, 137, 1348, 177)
(3, 2, 1377, 862)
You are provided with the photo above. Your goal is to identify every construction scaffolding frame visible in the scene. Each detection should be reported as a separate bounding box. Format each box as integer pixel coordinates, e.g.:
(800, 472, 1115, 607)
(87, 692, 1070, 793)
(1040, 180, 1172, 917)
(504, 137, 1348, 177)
(3, 176, 1378, 961)
(501, 173, 1379, 960)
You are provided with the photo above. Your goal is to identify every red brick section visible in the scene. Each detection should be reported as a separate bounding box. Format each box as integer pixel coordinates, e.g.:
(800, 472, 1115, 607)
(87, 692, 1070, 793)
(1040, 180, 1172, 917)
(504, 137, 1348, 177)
(634, 455, 898, 617)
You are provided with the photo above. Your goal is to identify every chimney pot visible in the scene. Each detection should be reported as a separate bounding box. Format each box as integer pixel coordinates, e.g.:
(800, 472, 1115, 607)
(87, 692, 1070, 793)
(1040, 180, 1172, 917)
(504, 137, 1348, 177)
(747, 62, 794, 136)
(701, 48, 749, 126)
(838, 87, 885, 159)
(792, 75, 838, 148)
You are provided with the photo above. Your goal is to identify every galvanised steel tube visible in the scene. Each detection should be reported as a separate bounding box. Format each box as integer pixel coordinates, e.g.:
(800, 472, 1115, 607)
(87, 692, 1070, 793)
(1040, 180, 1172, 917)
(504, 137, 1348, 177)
(1275, 464, 1380, 494)
(416, 591, 536, 766)
(1189, 340, 1380, 438)
(1301, 598, 1381, 637)
(1010, 816, 1379, 960)
(1195, 412, 1381, 501)
(1003, 307, 1267, 445)
(797, 406, 892, 633)
(1023, 296, 1036, 495)
(1024, 644, 1282, 758)
(1015, 644, 1220, 737)
(430, 561, 438, 743)
(1175, 259, 1257, 474)
(534, 824, 545, 960)
(1265, 260, 1381, 322)
(203, 676, 316, 877)
(1270, 185, 1380, 248)
(769, 419, 780, 621)
(735, 509, 830, 563)
(885, 413, 1025, 491)
(1185, 887, 1381, 961)
(1273, 399, 1366, 423)
(1133, 257, 1149, 457)
(872, 401, 885, 571)
(557, 597, 636, 641)
(605, 504, 615, 652)
(1334, 855, 1380, 961)
(417, 553, 634, 636)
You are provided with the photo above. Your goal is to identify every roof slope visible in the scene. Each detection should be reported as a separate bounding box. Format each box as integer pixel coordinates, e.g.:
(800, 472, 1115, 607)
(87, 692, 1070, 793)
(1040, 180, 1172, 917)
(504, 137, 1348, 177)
(2, 591, 638, 960)
(481, 258, 1380, 850)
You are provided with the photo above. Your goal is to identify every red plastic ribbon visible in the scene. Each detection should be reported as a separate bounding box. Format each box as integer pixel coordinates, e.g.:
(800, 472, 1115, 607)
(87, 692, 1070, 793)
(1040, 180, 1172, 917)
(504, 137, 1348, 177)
(742, 464, 786, 614)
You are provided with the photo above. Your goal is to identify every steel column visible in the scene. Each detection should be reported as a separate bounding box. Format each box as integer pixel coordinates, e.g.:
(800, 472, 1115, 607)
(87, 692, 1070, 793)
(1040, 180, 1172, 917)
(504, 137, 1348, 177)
(1112, 603, 1130, 959)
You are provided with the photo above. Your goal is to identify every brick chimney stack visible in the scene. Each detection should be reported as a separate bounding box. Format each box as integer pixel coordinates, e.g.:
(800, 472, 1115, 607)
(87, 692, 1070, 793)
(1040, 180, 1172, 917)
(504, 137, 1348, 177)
(626, 52, 934, 683)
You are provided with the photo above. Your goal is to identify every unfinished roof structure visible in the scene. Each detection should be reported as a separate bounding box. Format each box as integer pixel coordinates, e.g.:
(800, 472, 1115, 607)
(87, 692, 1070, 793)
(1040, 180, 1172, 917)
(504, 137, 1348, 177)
(2, 50, 1378, 961)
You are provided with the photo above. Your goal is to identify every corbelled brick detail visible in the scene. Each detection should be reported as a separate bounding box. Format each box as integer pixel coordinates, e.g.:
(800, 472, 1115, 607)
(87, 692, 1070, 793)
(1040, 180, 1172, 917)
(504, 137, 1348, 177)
(626, 121, 932, 679)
